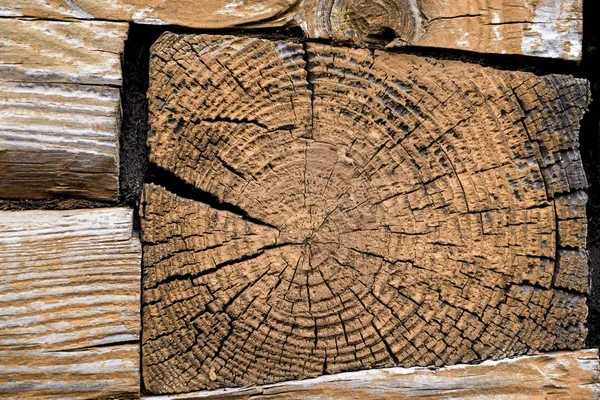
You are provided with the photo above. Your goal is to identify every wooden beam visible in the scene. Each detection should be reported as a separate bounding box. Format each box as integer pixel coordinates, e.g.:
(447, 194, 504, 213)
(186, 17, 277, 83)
(298, 0, 584, 60)
(143, 350, 600, 399)
(1, 346, 140, 399)
(0, 19, 128, 201)
(0, 0, 583, 60)
(140, 33, 591, 394)
(0, 18, 127, 86)
(0, 81, 122, 200)
(0, 0, 297, 30)
(0, 207, 141, 399)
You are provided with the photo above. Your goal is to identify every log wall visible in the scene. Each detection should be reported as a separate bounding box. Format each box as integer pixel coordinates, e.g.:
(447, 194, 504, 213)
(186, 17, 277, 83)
(0, 0, 596, 399)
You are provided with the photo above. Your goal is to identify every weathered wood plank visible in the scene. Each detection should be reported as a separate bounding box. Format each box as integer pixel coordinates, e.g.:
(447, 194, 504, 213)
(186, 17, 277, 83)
(144, 350, 600, 399)
(0, 19, 128, 201)
(298, 0, 584, 60)
(0, 0, 583, 60)
(0, 18, 128, 86)
(140, 33, 591, 394)
(0, 0, 297, 30)
(0, 346, 139, 400)
(0, 207, 141, 399)
(0, 82, 121, 200)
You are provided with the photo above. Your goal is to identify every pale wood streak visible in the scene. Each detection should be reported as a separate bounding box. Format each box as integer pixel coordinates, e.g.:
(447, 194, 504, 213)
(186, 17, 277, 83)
(145, 350, 600, 399)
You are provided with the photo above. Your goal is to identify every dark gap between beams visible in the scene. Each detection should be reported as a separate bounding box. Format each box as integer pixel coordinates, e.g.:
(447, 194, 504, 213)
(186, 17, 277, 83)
(580, 0, 600, 348)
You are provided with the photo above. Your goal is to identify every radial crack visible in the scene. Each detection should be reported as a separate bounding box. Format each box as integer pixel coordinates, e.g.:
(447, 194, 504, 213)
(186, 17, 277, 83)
(146, 163, 278, 230)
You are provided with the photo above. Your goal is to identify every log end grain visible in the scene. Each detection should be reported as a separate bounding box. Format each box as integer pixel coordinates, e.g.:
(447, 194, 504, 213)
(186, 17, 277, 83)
(140, 33, 592, 394)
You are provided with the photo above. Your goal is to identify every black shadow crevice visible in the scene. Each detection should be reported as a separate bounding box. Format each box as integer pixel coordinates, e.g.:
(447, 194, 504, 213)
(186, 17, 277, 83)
(145, 163, 279, 231)
(580, 0, 600, 348)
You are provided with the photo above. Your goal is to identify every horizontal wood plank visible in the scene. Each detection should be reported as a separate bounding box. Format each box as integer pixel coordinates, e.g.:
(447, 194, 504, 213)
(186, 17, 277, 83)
(0, 0, 297, 30)
(0, 81, 121, 200)
(144, 349, 599, 399)
(0, 346, 139, 400)
(0, 18, 128, 86)
(0, 19, 128, 201)
(0, 208, 141, 399)
(0, 0, 583, 59)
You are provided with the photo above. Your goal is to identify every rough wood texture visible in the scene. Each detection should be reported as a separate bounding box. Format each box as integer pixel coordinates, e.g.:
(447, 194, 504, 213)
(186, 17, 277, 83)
(0, 208, 141, 399)
(145, 349, 600, 399)
(141, 33, 591, 394)
(0, 19, 128, 201)
(0, 0, 583, 60)
(296, 0, 584, 60)
(0, 19, 127, 86)
(0, 0, 296, 30)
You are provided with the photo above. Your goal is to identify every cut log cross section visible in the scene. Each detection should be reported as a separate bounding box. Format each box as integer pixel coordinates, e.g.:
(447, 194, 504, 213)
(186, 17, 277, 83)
(141, 33, 591, 394)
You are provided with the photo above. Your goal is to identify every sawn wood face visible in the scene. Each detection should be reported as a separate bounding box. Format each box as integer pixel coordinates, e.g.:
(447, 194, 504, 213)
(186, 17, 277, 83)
(141, 33, 591, 394)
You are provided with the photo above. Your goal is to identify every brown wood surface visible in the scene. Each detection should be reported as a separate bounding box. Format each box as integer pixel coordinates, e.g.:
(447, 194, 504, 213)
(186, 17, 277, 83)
(0, 207, 141, 399)
(0, 18, 127, 86)
(0, 0, 297, 30)
(144, 349, 600, 399)
(141, 33, 591, 394)
(298, 0, 584, 60)
(0, 19, 128, 201)
(0, 0, 583, 60)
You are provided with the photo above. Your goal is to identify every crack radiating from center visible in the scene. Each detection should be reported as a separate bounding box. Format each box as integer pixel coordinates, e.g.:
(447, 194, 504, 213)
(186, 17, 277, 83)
(146, 163, 279, 231)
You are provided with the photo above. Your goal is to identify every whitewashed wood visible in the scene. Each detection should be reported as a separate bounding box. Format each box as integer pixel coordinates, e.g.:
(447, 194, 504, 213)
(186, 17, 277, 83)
(0, 0, 583, 60)
(0, 208, 141, 399)
(144, 350, 599, 400)
(0, 19, 127, 201)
